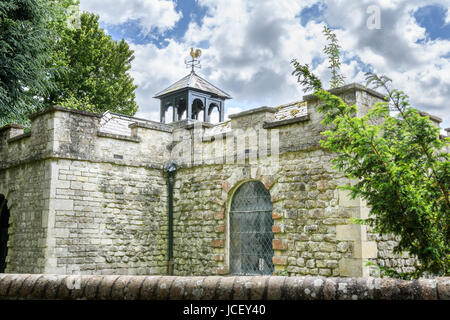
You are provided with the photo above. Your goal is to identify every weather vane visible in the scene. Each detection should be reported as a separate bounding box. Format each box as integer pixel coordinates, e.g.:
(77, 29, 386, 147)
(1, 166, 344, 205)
(185, 48, 202, 72)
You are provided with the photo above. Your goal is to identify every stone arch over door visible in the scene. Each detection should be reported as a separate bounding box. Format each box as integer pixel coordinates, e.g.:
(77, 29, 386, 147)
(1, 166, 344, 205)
(0, 194, 10, 273)
(229, 181, 274, 275)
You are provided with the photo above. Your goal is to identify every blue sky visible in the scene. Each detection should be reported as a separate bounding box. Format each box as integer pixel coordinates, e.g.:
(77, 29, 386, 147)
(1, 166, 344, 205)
(102, 0, 208, 46)
(80, 0, 450, 129)
(414, 4, 450, 41)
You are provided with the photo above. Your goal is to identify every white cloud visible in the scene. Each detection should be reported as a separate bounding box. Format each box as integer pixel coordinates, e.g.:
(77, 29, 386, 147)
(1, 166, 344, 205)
(130, 39, 190, 119)
(134, 0, 322, 119)
(83, 0, 450, 129)
(322, 0, 450, 127)
(225, 107, 244, 120)
(79, 0, 181, 34)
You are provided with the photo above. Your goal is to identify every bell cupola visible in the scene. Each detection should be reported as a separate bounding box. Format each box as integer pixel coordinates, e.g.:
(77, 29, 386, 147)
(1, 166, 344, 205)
(153, 48, 231, 124)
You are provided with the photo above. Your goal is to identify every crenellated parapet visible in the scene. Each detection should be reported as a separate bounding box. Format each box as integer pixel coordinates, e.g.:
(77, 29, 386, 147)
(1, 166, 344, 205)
(0, 106, 173, 171)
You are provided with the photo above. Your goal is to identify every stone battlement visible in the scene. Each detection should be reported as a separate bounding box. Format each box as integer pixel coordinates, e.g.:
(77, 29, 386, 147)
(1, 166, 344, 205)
(0, 83, 398, 171)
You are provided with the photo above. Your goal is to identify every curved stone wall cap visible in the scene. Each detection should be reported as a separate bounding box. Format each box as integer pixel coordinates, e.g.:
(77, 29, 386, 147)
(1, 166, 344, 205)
(1, 274, 449, 300)
(28, 105, 103, 120)
(418, 110, 443, 123)
(0, 124, 25, 132)
(228, 106, 277, 119)
(302, 83, 387, 101)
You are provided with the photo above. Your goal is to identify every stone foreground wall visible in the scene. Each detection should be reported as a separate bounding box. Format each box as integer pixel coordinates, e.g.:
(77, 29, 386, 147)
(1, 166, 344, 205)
(0, 274, 448, 300)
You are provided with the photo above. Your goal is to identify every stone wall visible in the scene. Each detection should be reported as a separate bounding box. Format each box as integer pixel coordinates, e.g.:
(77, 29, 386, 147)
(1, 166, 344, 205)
(0, 84, 446, 278)
(168, 85, 386, 277)
(0, 160, 49, 273)
(0, 107, 172, 275)
(367, 232, 418, 276)
(1, 274, 449, 300)
(48, 159, 168, 275)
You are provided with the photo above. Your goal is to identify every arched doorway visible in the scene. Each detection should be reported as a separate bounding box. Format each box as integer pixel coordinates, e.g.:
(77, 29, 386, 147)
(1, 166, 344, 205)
(162, 104, 174, 123)
(176, 98, 187, 120)
(208, 103, 220, 123)
(191, 99, 205, 120)
(229, 181, 274, 275)
(0, 194, 10, 273)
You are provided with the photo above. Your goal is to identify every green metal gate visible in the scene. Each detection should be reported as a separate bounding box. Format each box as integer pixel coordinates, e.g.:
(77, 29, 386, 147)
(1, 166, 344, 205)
(229, 181, 274, 275)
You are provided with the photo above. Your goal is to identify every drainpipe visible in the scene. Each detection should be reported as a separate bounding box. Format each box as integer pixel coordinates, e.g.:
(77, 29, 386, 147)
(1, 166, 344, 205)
(164, 161, 177, 275)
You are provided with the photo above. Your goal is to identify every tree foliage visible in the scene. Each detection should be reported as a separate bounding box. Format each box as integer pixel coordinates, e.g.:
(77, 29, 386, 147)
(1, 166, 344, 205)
(0, 1, 138, 126)
(291, 60, 322, 94)
(292, 27, 449, 278)
(47, 12, 138, 115)
(291, 26, 345, 93)
(0, 0, 55, 126)
(322, 26, 345, 88)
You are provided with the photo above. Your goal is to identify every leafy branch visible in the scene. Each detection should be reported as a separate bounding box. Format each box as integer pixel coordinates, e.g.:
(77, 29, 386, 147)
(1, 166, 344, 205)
(323, 26, 346, 88)
(290, 60, 322, 93)
(291, 26, 449, 278)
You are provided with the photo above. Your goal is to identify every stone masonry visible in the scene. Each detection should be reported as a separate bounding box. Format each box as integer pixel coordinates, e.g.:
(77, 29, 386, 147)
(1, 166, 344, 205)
(0, 83, 447, 277)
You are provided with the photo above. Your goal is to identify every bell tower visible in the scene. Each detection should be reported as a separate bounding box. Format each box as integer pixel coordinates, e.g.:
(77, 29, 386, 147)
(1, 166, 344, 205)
(153, 48, 231, 124)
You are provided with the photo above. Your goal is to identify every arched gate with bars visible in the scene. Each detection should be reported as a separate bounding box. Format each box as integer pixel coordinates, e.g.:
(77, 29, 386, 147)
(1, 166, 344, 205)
(229, 181, 274, 275)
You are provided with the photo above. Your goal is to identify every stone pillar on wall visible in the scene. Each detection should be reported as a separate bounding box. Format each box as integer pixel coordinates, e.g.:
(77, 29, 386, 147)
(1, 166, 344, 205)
(336, 188, 377, 277)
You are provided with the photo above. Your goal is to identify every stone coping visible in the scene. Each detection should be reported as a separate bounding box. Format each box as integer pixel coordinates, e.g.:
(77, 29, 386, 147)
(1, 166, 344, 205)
(97, 131, 141, 143)
(129, 122, 173, 133)
(228, 107, 277, 119)
(183, 122, 215, 130)
(0, 124, 25, 133)
(0, 274, 448, 300)
(7, 132, 31, 143)
(419, 111, 443, 123)
(263, 114, 310, 129)
(0, 154, 164, 171)
(168, 118, 209, 129)
(303, 83, 387, 101)
(28, 106, 103, 120)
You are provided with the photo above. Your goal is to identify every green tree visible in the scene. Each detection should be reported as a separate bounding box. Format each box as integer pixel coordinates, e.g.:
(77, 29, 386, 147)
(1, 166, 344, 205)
(47, 12, 138, 115)
(322, 26, 345, 88)
(292, 28, 449, 278)
(1, 3, 138, 127)
(292, 26, 345, 91)
(0, 0, 55, 126)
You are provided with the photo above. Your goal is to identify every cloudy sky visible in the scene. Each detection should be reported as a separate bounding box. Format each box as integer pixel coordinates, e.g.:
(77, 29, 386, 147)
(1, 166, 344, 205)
(79, 0, 450, 129)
